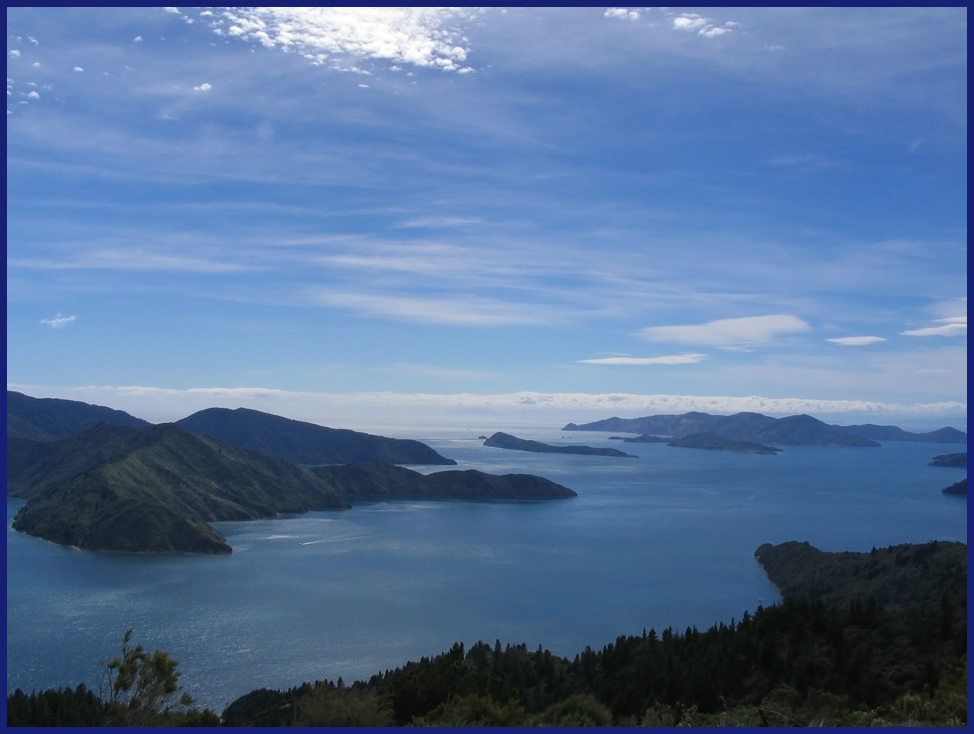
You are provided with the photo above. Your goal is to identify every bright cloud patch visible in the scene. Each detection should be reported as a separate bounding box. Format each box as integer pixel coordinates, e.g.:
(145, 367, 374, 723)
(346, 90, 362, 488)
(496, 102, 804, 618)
(193, 82, 212, 92)
(40, 313, 76, 329)
(578, 354, 706, 365)
(671, 12, 735, 37)
(827, 336, 887, 346)
(199, 7, 481, 72)
(640, 315, 811, 347)
(901, 316, 967, 337)
(604, 8, 640, 21)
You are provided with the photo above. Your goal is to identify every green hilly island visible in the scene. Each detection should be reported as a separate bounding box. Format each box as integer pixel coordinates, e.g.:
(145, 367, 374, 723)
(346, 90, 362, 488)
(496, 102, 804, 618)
(6, 394, 579, 554)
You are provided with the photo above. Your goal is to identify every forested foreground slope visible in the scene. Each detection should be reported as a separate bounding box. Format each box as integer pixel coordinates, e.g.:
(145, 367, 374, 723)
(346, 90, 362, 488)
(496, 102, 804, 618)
(9, 540, 965, 726)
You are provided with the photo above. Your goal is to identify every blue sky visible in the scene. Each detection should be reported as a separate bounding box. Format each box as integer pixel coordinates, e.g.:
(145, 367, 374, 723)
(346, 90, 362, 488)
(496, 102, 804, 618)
(7, 8, 967, 430)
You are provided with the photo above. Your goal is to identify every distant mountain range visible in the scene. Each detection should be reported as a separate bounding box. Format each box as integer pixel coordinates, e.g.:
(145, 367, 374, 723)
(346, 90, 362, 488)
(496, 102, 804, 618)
(6, 391, 573, 554)
(483, 432, 636, 458)
(564, 411, 966, 447)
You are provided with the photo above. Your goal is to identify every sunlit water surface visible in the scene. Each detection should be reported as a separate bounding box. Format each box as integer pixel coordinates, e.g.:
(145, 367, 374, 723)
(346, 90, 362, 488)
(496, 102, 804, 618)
(7, 432, 966, 710)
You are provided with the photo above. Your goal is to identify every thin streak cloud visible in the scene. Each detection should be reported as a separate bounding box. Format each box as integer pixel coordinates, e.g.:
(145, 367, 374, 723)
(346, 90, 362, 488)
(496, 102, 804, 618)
(578, 354, 706, 365)
(826, 336, 887, 346)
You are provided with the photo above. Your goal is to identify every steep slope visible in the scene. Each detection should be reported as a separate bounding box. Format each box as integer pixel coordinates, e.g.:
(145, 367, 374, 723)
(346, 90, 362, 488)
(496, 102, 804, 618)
(6, 390, 149, 441)
(10, 423, 348, 554)
(176, 407, 455, 465)
(312, 462, 578, 500)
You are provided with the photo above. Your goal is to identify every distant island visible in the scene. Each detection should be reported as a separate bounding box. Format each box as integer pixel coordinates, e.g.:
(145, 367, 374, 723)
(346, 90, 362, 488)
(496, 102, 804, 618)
(6, 392, 576, 554)
(928, 452, 967, 468)
(838, 424, 967, 444)
(667, 432, 779, 455)
(483, 432, 636, 458)
(564, 411, 967, 447)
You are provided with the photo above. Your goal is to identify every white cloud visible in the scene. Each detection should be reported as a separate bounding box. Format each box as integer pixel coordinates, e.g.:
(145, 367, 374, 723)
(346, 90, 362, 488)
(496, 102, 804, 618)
(9, 50, 21, 58)
(901, 316, 967, 337)
(73, 66, 84, 72)
(827, 336, 887, 346)
(699, 26, 730, 38)
(198, 7, 484, 72)
(604, 8, 640, 21)
(640, 314, 811, 347)
(39, 313, 76, 329)
(133, 35, 143, 42)
(193, 82, 212, 92)
(578, 354, 706, 365)
(27, 90, 39, 100)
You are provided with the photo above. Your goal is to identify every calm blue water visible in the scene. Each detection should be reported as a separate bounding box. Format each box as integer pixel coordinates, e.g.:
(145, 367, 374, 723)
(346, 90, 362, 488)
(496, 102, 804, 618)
(6, 432, 966, 711)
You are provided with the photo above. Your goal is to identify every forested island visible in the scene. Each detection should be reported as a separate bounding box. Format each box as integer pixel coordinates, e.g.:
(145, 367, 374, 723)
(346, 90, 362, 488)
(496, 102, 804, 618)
(483, 431, 635, 458)
(9, 539, 966, 727)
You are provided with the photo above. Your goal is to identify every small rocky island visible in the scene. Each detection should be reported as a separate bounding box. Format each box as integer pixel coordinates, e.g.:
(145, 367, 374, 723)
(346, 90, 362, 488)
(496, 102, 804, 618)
(483, 432, 636, 458)
(928, 452, 967, 468)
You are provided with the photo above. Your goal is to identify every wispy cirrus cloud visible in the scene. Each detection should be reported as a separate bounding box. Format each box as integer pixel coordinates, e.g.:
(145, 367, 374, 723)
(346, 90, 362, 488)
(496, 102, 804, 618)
(639, 314, 811, 347)
(827, 336, 886, 346)
(39, 313, 76, 328)
(578, 354, 706, 366)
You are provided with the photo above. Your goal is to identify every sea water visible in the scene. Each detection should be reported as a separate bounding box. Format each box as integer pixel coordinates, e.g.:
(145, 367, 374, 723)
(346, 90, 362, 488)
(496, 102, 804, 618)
(6, 432, 966, 711)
